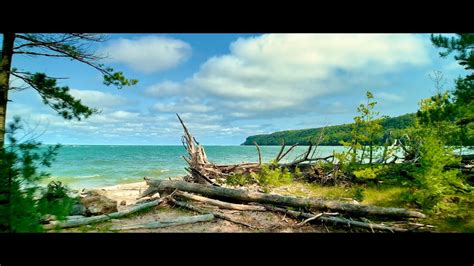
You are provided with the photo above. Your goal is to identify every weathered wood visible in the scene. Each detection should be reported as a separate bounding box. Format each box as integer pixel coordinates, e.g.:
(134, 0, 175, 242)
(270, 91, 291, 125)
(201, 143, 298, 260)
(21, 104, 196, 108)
(171, 198, 258, 229)
(142, 179, 425, 219)
(43, 198, 164, 230)
(263, 205, 408, 232)
(254, 141, 262, 165)
(175, 191, 266, 211)
(110, 214, 214, 230)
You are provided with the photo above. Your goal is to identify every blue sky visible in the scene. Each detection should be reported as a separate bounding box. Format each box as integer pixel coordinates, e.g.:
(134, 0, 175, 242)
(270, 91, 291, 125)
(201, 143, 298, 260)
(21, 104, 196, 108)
(5, 33, 468, 145)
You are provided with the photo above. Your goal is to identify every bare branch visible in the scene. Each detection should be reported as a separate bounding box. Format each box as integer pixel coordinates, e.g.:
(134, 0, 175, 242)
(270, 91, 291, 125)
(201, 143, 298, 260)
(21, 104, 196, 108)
(254, 141, 262, 165)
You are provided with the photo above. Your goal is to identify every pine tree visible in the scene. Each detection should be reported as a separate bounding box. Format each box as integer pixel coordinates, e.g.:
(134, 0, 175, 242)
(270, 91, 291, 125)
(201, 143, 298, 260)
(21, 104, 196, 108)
(0, 33, 138, 147)
(427, 34, 474, 147)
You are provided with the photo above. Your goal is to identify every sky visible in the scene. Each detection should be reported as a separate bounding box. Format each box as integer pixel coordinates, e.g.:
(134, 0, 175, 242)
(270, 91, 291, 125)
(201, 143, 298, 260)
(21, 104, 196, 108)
(4, 33, 468, 145)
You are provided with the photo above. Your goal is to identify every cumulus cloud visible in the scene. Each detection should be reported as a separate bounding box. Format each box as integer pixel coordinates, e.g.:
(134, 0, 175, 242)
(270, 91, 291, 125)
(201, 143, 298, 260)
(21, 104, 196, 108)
(171, 34, 430, 119)
(99, 36, 191, 73)
(69, 89, 128, 108)
(145, 80, 183, 97)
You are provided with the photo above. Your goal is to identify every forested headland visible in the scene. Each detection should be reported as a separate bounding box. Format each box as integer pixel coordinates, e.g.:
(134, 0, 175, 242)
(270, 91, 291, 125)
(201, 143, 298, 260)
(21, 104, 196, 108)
(242, 113, 416, 146)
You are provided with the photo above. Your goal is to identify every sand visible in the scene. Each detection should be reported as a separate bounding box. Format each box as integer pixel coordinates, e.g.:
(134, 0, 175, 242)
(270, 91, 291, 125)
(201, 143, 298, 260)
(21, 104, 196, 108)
(65, 181, 346, 233)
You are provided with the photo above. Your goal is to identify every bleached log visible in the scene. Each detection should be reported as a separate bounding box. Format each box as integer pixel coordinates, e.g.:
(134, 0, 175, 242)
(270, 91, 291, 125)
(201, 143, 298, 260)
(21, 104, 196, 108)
(175, 191, 266, 211)
(142, 179, 425, 219)
(110, 214, 214, 230)
(43, 198, 164, 230)
(263, 205, 408, 232)
(171, 198, 258, 229)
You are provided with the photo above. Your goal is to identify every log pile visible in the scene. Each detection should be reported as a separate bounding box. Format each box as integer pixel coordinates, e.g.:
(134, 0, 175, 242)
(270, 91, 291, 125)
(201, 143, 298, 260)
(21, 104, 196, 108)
(43, 114, 433, 232)
(152, 114, 427, 232)
(176, 114, 347, 186)
(139, 179, 427, 232)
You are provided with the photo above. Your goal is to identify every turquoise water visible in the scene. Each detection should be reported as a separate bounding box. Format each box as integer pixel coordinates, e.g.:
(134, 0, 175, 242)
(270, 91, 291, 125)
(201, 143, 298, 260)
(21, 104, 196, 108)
(39, 145, 345, 189)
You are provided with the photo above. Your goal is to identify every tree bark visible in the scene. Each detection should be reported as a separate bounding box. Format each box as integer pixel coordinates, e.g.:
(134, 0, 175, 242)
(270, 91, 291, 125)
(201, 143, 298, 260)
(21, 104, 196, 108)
(175, 191, 266, 211)
(0, 33, 15, 148)
(110, 214, 214, 231)
(171, 198, 259, 229)
(142, 179, 425, 219)
(263, 205, 408, 232)
(43, 198, 164, 230)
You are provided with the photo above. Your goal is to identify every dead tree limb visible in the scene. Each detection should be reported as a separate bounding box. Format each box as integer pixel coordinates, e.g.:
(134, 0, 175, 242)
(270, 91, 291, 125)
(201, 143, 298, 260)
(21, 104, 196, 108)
(142, 179, 425, 219)
(275, 140, 286, 162)
(170, 198, 259, 229)
(175, 191, 266, 211)
(263, 205, 408, 232)
(254, 141, 262, 165)
(276, 143, 299, 163)
(43, 198, 165, 230)
(110, 214, 214, 231)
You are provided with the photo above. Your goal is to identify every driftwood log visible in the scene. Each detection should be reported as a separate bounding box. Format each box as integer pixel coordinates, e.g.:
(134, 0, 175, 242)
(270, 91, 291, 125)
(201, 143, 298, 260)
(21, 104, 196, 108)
(263, 205, 408, 232)
(43, 198, 164, 230)
(110, 214, 214, 230)
(141, 179, 425, 219)
(175, 191, 266, 211)
(170, 198, 259, 229)
(176, 114, 338, 186)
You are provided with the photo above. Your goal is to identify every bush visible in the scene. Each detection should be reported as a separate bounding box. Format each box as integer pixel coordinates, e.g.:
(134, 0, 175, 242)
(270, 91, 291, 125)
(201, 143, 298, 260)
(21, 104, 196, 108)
(225, 173, 252, 186)
(37, 181, 76, 220)
(352, 187, 365, 202)
(250, 163, 293, 192)
(0, 117, 73, 232)
(352, 165, 387, 180)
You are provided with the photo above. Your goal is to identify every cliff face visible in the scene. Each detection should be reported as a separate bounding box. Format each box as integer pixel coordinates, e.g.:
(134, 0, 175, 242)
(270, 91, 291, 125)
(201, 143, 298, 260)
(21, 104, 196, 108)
(242, 113, 416, 146)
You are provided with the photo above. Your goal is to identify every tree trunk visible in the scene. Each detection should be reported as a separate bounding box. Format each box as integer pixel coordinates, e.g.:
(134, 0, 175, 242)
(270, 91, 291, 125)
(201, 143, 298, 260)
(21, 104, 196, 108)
(142, 179, 425, 219)
(171, 199, 259, 229)
(175, 191, 266, 211)
(110, 214, 214, 231)
(263, 205, 408, 232)
(43, 198, 164, 230)
(0, 33, 15, 148)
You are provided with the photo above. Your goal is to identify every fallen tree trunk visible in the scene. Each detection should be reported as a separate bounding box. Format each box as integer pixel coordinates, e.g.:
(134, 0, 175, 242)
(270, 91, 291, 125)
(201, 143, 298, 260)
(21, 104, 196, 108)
(171, 198, 259, 229)
(263, 205, 408, 232)
(43, 198, 164, 230)
(110, 214, 214, 231)
(141, 179, 425, 219)
(175, 191, 266, 211)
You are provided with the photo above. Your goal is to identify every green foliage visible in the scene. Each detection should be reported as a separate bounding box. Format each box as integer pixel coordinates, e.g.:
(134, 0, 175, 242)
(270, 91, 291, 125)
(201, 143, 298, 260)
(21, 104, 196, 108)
(408, 132, 462, 209)
(243, 113, 416, 146)
(294, 166, 303, 179)
(352, 187, 365, 202)
(340, 91, 385, 164)
(251, 162, 293, 192)
(429, 33, 474, 147)
(19, 72, 99, 120)
(37, 181, 76, 220)
(352, 165, 387, 180)
(0, 117, 73, 232)
(225, 173, 253, 186)
(101, 65, 139, 89)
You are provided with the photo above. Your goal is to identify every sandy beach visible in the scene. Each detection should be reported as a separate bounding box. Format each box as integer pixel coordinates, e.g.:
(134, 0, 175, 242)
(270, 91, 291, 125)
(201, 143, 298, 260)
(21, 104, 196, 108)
(66, 181, 338, 233)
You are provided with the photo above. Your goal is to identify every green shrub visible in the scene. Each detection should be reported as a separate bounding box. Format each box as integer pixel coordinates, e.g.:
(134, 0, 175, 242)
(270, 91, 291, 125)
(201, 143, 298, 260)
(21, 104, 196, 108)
(225, 173, 252, 186)
(352, 165, 387, 180)
(37, 181, 76, 220)
(250, 163, 293, 192)
(0, 117, 73, 232)
(352, 187, 365, 202)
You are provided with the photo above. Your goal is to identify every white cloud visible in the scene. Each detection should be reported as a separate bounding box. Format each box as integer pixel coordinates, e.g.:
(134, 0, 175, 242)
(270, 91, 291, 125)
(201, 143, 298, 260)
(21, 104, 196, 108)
(69, 89, 128, 108)
(109, 110, 140, 119)
(145, 80, 182, 97)
(376, 92, 404, 102)
(100, 36, 191, 73)
(152, 97, 214, 113)
(176, 34, 430, 118)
